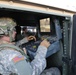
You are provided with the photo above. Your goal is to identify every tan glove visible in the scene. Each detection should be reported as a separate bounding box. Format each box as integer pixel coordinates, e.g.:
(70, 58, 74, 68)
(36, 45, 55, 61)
(27, 36, 36, 41)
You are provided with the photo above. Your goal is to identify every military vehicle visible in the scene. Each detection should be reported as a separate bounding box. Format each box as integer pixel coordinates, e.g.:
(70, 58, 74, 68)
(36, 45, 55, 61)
(0, 0, 76, 75)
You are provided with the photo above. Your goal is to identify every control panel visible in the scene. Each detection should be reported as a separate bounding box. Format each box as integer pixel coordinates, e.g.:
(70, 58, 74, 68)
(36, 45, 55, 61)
(24, 36, 57, 52)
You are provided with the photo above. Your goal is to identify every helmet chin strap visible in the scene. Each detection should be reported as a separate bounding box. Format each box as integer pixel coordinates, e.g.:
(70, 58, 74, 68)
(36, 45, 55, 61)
(7, 27, 13, 42)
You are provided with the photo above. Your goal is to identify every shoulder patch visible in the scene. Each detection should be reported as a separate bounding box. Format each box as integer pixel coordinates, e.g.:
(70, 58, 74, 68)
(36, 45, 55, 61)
(12, 56, 25, 63)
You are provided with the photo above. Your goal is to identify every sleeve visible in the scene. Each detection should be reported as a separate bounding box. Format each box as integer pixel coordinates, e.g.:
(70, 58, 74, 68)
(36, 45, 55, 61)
(46, 40, 60, 57)
(15, 37, 28, 46)
(31, 45, 47, 75)
(0, 64, 5, 75)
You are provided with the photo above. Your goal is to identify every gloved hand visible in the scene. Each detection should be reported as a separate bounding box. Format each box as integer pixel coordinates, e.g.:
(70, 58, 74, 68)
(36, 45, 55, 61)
(27, 36, 36, 41)
(40, 39, 50, 48)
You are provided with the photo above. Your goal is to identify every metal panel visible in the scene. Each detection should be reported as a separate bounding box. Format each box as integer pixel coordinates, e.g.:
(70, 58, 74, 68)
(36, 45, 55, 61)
(71, 15, 76, 75)
(62, 20, 69, 75)
(0, 2, 70, 17)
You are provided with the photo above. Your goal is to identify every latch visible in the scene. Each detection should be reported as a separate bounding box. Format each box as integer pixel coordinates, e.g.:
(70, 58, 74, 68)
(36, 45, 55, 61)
(62, 56, 72, 65)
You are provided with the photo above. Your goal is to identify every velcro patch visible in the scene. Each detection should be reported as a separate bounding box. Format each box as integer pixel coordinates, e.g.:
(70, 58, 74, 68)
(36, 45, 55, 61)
(12, 56, 25, 63)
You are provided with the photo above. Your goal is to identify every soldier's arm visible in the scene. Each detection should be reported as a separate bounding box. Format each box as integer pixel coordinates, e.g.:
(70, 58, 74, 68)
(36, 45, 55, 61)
(15, 36, 36, 46)
(15, 37, 28, 46)
(31, 40, 50, 75)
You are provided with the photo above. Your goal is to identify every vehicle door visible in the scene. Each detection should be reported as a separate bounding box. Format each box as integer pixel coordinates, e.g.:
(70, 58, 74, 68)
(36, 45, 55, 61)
(71, 14, 76, 75)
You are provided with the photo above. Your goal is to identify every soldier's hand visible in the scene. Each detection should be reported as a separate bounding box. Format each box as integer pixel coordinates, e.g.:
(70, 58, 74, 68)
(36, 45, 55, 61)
(27, 36, 36, 41)
(40, 39, 50, 48)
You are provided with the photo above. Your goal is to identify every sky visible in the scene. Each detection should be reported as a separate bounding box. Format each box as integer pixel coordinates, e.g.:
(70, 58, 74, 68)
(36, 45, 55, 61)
(21, 0, 76, 12)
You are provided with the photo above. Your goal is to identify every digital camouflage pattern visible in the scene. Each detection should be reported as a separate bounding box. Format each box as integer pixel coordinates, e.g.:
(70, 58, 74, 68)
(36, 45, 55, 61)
(0, 17, 16, 35)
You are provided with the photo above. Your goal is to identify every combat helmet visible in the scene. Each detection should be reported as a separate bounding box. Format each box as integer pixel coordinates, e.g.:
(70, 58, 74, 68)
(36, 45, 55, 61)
(0, 17, 16, 41)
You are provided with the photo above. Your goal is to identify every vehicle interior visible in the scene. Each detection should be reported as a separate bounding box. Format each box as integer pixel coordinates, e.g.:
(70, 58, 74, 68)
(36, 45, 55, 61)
(0, 7, 71, 75)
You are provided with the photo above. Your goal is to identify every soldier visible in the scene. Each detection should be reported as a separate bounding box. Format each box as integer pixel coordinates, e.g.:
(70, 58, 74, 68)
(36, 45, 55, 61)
(0, 17, 60, 75)
(22, 27, 28, 38)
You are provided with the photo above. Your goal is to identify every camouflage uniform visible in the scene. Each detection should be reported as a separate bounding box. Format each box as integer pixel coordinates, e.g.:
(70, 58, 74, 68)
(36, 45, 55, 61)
(0, 44, 61, 75)
(0, 49, 23, 75)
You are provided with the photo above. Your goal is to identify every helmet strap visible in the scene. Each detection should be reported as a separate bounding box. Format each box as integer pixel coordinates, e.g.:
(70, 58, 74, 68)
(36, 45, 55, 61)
(7, 27, 13, 42)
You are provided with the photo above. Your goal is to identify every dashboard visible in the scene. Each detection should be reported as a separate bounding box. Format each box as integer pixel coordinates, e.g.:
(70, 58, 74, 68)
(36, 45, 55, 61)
(25, 36, 57, 52)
